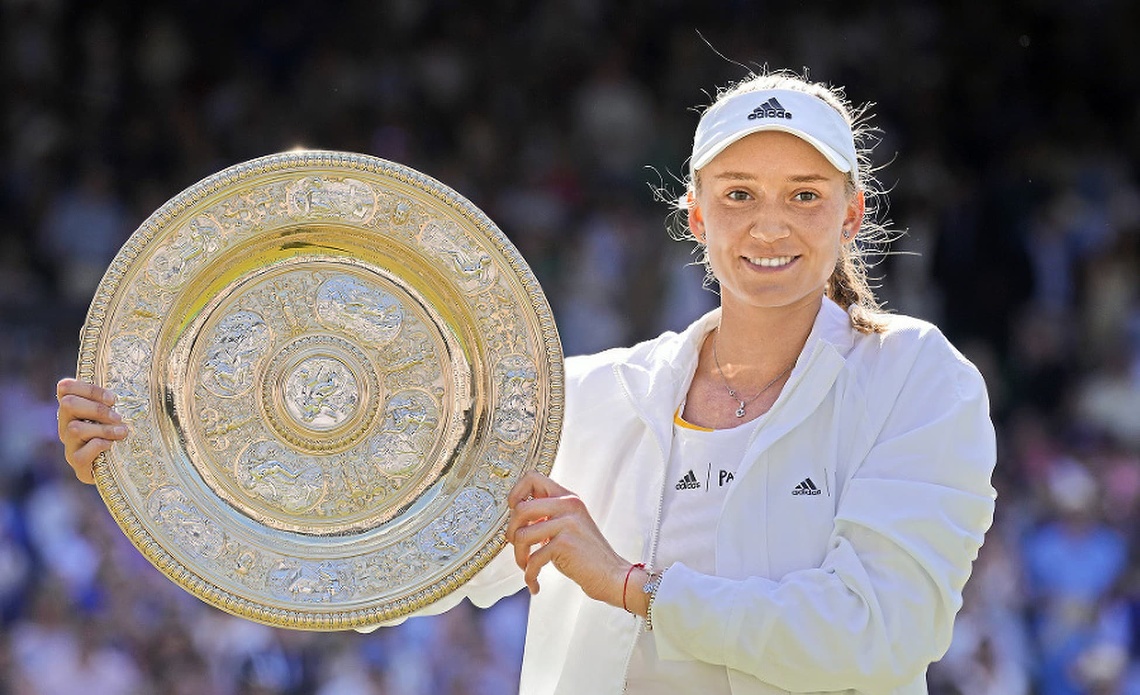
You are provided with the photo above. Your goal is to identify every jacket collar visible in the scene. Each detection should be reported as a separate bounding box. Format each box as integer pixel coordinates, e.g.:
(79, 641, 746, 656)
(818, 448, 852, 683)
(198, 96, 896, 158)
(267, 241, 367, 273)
(613, 296, 856, 459)
(806, 295, 856, 355)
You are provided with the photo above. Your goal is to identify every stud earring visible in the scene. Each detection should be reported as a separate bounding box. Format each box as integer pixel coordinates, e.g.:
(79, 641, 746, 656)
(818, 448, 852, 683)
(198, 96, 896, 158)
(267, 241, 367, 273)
(842, 229, 852, 239)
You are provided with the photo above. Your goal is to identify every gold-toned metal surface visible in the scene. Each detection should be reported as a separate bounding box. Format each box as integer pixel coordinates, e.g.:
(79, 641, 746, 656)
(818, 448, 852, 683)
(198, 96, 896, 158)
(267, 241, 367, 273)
(77, 151, 563, 630)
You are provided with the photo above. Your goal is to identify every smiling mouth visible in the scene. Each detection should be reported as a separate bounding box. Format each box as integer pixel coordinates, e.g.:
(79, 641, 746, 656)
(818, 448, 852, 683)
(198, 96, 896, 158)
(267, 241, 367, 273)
(746, 255, 797, 268)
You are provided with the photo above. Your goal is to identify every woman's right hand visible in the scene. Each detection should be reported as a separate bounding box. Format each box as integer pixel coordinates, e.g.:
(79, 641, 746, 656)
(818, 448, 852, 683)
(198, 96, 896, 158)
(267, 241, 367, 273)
(56, 378, 128, 484)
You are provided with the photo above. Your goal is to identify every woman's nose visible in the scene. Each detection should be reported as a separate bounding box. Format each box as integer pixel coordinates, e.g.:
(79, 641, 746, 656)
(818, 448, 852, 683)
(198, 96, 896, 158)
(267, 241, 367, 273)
(748, 209, 792, 242)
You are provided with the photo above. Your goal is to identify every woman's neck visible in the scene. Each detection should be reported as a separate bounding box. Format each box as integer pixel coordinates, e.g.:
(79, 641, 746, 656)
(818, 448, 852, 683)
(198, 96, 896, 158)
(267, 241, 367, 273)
(712, 294, 822, 377)
(683, 295, 822, 429)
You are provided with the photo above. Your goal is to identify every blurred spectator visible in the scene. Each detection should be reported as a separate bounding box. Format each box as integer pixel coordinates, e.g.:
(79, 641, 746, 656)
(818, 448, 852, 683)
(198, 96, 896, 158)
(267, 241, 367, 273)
(572, 53, 656, 180)
(1022, 461, 1129, 695)
(0, 488, 32, 623)
(36, 163, 131, 304)
(9, 581, 144, 694)
(1076, 342, 1140, 450)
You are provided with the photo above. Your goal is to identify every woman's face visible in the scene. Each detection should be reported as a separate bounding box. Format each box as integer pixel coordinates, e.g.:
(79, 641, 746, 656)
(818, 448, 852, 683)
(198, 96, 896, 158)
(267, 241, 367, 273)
(690, 130, 863, 316)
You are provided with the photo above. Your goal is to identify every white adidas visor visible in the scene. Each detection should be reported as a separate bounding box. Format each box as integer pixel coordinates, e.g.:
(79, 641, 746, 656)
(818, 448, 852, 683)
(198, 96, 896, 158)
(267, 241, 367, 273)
(691, 88, 857, 175)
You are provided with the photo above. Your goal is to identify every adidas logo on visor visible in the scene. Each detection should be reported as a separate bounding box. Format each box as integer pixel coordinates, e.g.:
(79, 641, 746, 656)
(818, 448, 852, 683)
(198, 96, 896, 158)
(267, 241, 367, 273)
(748, 97, 792, 120)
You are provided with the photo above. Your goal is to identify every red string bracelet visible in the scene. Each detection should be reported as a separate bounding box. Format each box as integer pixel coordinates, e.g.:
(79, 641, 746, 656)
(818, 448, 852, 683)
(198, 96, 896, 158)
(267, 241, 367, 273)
(623, 563, 646, 613)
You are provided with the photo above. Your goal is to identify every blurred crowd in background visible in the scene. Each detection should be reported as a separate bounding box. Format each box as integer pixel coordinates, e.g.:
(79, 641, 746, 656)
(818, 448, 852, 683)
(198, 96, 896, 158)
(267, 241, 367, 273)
(2, 1, 1139, 693)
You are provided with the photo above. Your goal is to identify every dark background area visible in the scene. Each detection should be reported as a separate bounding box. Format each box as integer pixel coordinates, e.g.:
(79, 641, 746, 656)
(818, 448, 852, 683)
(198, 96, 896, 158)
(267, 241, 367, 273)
(2, 1, 1139, 693)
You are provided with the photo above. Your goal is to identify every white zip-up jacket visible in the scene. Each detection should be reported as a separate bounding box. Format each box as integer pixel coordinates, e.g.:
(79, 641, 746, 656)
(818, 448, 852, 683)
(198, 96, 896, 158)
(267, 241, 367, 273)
(394, 297, 997, 695)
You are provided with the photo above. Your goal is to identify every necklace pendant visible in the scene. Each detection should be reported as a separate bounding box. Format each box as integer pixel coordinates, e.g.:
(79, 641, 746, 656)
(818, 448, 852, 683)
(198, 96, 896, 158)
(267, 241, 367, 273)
(735, 402, 746, 418)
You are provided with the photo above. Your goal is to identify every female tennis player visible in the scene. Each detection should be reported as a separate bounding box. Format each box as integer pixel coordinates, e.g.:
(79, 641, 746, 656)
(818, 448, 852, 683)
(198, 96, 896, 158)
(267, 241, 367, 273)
(57, 70, 996, 694)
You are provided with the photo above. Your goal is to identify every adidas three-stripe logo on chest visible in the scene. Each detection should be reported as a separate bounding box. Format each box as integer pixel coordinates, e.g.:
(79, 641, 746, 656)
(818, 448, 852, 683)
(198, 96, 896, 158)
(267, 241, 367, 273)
(792, 478, 822, 496)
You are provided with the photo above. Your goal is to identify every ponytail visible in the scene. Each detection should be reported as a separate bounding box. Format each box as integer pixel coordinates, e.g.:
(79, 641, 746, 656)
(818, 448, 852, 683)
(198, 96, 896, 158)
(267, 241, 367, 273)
(828, 249, 887, 333)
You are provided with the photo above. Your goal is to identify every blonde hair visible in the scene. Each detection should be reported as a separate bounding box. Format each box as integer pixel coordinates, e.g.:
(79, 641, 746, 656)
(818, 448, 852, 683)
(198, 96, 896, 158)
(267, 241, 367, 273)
(676, 69, 891, 334)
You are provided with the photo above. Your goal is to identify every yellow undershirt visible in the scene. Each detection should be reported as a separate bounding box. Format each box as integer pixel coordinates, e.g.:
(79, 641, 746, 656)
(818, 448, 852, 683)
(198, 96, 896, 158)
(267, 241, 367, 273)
(673, 405, 714, 432)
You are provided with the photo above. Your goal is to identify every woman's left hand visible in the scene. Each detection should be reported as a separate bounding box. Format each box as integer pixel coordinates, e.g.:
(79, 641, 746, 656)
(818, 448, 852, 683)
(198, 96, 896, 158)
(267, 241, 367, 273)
(507, 471, 639, 611)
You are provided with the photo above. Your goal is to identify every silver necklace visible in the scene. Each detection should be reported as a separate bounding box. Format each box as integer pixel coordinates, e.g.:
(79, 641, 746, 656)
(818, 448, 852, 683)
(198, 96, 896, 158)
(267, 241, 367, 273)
(711, 328, 794, 418)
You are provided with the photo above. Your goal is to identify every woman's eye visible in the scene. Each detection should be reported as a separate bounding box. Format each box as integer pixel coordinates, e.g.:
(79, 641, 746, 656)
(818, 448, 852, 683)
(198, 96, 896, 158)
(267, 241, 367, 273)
(727, 190, 750, 201)
(794, 191, 819, 202)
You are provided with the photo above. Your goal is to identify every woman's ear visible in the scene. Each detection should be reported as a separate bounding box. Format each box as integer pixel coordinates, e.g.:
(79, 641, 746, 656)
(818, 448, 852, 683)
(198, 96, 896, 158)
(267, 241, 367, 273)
(686, 189, 705, 243)
(841, 189, 865, 245)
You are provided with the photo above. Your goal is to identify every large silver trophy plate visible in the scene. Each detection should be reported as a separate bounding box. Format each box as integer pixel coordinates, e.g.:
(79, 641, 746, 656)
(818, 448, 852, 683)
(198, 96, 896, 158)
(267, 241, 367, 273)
(77, 151, 563, 630)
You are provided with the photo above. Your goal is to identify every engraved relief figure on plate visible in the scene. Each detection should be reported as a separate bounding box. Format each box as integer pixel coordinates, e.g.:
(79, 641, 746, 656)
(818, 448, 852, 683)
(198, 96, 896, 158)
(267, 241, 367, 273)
(472, 444, 523, 497)
(283, 355, 360, 431)
(378, 325, 438, 393)
(233, 549, 258, 578)
(286, 176, 377, 224)
(220, 183, 284, 232)
(419, 220, 497, 294)
(105, 334, 152, 420)
(125, 422, 163, 489)
(147, 486, 225, 559)
(382, 195, 419, 232)
(492, 355, 538, 444)
(199, 404, 254, 452)
(253, 272, 322, 338)
(369, 390, 440, 476)
(268, 559, 352, 603)
(146, 215, 223, 290)
(116, 286, 165, 342)
(330, 454, 391, 513)
(415, 487, 497, 560)
(315, 276, 404, 346)
(472, 283, 529, 355)
(236, 440, 325, 515)
(356, 538, 430, 594)
(200, 310, 271, 398)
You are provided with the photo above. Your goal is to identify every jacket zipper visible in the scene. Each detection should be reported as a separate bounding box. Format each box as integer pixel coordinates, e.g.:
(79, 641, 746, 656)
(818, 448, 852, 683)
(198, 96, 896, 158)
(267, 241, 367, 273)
(619, 390, 672, 693)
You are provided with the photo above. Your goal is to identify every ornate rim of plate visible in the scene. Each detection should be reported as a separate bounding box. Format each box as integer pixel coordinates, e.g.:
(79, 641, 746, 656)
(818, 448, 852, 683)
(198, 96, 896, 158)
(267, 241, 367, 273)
(77, 150, 563, 630)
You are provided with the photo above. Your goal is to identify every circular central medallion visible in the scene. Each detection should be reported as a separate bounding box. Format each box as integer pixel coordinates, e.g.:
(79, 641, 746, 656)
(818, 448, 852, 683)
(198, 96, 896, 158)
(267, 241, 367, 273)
(283, 355, 360, 431)
(261, 334, 382, 454)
